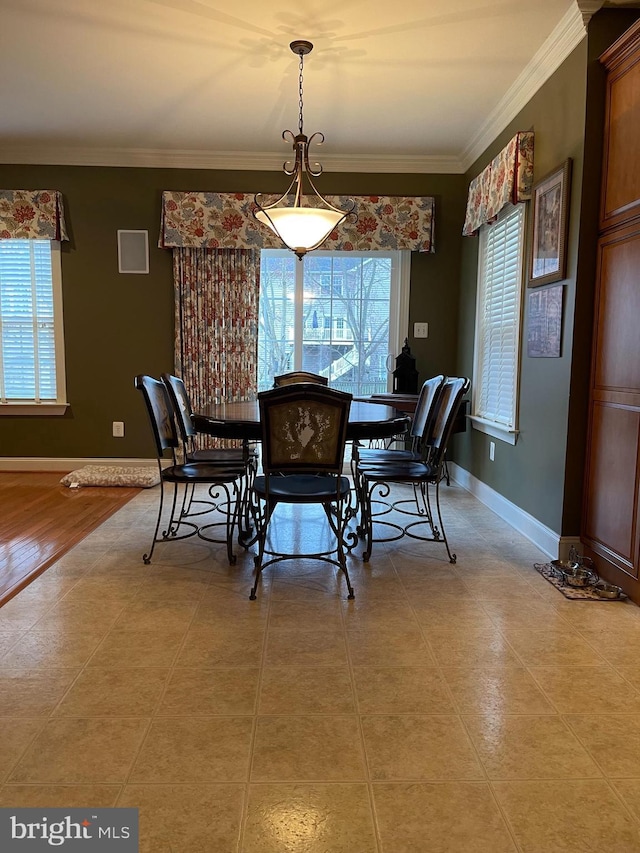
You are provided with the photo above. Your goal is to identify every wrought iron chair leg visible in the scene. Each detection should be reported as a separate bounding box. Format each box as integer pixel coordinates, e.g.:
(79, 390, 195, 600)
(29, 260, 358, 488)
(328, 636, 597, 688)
(143, 472, 165, 564)
(434, 479, 456, 563)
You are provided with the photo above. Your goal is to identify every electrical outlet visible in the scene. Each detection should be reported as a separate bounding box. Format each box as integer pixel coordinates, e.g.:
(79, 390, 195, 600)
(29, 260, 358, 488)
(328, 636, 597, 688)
(414, 322, 429, 338)
(112, 421, 125, 438)
(489, 441, 495, 461)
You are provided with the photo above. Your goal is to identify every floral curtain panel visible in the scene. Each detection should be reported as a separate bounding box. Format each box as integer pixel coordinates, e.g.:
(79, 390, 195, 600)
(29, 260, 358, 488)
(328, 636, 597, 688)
(161, 192, 435, 253)
(462, 132, 534, 236)
(0, 190, 69, 241)
(174, 248, 260, 445)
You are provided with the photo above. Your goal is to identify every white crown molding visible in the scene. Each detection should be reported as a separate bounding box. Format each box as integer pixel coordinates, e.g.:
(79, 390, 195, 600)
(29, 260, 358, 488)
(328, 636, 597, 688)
(577, 1, 605, 24)
(0, 146, 464, 174)
(460, 2, 588, 171)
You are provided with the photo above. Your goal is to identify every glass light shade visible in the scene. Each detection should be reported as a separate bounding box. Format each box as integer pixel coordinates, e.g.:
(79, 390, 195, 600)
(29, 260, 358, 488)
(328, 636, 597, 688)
(255, 206, 343, 252)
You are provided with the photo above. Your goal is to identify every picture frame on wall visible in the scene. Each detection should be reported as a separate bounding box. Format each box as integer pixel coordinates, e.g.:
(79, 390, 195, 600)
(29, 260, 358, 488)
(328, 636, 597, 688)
(528, 158, 572, 287)
(527, 284, 563, 357)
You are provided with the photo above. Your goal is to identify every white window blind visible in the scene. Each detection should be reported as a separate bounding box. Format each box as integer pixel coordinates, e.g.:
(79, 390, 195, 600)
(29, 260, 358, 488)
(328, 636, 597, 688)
(473, 204, 525, 431)
(0, 239, 65, 406)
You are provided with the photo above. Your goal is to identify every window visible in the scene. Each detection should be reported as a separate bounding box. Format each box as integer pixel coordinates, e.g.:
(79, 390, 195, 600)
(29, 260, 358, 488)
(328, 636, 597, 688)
(471, 204, 525, 444)
(0, 239, 67, 414)
(258, 250, 410, 395)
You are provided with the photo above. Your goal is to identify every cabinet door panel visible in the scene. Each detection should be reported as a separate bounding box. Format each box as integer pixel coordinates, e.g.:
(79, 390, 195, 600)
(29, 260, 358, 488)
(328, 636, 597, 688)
(601, 25, 640, 228)
(594, 226, 640, 393)
(584, 401, 640, 575)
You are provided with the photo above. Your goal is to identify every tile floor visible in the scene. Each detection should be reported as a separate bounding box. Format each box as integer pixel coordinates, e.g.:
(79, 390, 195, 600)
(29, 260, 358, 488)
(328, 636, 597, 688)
(1, 482, 640, 851)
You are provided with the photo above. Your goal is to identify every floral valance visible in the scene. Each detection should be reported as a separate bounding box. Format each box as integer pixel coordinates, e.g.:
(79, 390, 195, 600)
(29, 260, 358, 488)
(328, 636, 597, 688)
(0, 190, 69, 241)
(160, 192, 435, 253)
(462, 131, 534, 236)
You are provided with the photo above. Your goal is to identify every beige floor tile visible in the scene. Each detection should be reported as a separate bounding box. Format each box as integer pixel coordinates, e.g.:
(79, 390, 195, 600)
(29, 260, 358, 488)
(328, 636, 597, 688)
(614, 666, 640, 692)
(0, 784, 121, 807)
(463, 714, 601, 780)
(529, 666, 640, 713)
(353, 667, 454, 714)
(32, 599, 126, 633)
(346, 628, 435, 666)
(251, 716, 365, 781)
(53, 667, 168, 716)
(265, 628, 348, 667)
(373, 782, 518, 853)
(176, 626, 265, 667)
(158, 667, 260, 715)
(119, 783, 245, 853)
(87, 627, 186, 667)
(577, 631, 640, 668)
(268, 598, 343, 630)
(497, 627, 606, 666)
(242, 783, 377, 853)
(481, 598, 571, 630)
(426, 627, 521, 667)
(1, 630, 104, 670)
(259, 667, 355, 714)
(361, 715, 483, 781)
(113, 599, 199, 633)
(411, 599, 495, 631)
(0, 668, 80, 715)
(129, 717, 253, 783)
(0, 718, 46, 781)
(492, 779, 640, 852)
(341, 598, 418, 630)
(564, 714, 640, 777)
(441, 666, 557, 715)
(9, 718, 149, 783)
(610, 778, 640, 821)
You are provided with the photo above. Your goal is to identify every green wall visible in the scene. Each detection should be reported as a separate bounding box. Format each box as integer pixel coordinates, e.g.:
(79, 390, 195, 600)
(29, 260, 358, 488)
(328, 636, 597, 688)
(453, 8, 639, 537)
(0, 165, 466, 460)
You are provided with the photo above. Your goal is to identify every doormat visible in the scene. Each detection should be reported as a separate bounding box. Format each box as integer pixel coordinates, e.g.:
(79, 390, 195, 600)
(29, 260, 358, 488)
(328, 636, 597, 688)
(534, 563, 626, 601)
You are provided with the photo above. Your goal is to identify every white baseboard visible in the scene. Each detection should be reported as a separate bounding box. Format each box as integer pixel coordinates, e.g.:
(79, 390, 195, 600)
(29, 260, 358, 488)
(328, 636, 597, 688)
(448, 462, 565, 560)
(0, 457, 156, 471)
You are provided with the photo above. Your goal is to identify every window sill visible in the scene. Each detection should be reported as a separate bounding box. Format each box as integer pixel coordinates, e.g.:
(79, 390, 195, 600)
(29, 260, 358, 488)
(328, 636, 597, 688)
(0, 403, 69, 416)
(470, 415, 518, 445)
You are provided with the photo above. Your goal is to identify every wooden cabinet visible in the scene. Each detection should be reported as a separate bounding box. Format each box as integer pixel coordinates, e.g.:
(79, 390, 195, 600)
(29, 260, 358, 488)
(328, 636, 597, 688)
(582, 20, 640, 602)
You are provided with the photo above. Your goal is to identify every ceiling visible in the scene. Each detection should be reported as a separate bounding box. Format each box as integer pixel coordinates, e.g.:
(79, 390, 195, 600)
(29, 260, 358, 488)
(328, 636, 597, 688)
(0, 0, 634, 173)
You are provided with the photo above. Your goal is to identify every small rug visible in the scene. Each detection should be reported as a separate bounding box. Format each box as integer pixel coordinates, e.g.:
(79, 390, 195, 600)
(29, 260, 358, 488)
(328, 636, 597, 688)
(60, 465, 160, 488)
(534, 563, 626, 601)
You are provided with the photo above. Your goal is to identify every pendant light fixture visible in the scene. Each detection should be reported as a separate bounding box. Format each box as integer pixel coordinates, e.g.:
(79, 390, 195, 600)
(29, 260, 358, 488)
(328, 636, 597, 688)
(254, 40, 355, 260)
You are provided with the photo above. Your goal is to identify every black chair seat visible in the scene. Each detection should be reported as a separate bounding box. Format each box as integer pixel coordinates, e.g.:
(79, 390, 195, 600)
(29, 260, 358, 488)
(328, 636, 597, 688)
(163, 462, 246, 484)
(253, 473, 351, 502)
(357, 447, 422, 464)
(358, 461, 437, 482)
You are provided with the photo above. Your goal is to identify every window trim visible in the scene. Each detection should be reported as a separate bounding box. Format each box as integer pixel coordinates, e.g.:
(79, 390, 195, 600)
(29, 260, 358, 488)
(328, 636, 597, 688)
(470, 204, 525, 445)
(0, 241, 68, 416)
(258, 249, 410, 394)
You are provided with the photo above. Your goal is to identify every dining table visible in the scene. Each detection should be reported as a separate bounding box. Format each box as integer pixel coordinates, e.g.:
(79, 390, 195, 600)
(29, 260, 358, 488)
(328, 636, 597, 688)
(193, 398, 411, 550)
(194, 399, 411, 445)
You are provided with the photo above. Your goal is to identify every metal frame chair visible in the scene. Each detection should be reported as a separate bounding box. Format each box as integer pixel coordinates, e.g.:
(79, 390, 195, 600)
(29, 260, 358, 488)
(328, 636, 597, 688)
(357, 377, 470, 564)
(249, 382, 354, 600)
(135, 375, 245, 565)
(161, 373, 257, 527)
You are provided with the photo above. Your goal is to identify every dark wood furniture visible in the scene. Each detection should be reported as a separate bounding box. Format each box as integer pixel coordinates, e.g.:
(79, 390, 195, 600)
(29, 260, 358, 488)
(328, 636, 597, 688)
(582, 19, 640, 603)
(196, 400, 411, 444)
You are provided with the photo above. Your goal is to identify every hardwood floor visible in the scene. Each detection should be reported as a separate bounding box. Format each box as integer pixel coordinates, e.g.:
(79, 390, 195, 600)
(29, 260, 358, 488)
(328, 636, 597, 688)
(0, 471, 140, 606)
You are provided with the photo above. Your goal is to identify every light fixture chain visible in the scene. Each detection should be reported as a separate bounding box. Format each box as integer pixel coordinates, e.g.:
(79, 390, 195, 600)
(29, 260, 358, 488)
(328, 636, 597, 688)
(298, 50, 304, 135)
